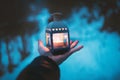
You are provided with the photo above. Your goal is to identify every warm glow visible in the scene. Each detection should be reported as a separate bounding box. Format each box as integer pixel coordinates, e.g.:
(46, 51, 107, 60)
(53, 33, 68, 48)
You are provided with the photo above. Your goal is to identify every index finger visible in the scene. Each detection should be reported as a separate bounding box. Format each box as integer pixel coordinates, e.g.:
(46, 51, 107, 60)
(70, 40, 79, 49)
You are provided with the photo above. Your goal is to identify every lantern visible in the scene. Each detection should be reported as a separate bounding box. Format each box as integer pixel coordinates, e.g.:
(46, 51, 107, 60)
(46, 13, 70, 55)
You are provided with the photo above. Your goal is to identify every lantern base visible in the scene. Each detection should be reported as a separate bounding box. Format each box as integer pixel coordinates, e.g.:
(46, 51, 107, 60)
(51, 48, 70, 55)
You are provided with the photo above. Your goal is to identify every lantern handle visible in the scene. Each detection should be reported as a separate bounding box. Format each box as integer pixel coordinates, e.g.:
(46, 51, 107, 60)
(48, 12, 63, 23)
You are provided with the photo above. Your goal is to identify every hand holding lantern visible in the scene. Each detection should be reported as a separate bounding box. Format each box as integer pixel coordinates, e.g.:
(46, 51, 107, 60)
(38, 40, 83, 65)
(39, 13, 83, 64)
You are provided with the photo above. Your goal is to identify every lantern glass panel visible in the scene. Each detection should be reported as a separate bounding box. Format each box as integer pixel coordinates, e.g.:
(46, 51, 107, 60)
(52, 32, 68, 49)
(46, 33, 51, 48)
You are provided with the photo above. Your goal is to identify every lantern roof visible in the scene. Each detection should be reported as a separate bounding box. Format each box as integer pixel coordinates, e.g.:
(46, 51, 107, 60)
(47, 21, 68, 28)
(47, 12, 68, 29)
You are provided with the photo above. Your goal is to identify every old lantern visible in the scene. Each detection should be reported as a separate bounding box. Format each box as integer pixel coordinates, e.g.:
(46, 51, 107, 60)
(45, 13, 70, 55)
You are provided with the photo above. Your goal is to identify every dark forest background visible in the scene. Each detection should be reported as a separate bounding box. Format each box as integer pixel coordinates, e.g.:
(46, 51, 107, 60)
(0, 0, 120, 38)
(0, 0, 120, 79)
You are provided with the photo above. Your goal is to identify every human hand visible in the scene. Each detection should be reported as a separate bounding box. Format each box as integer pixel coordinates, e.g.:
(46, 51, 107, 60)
(38, 40, 83, 65)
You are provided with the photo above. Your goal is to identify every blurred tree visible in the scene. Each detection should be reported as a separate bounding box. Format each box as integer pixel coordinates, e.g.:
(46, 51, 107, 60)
(0, 42, 5, 76)
(0, 0, 40, 74)
(46, 0, 120, 34)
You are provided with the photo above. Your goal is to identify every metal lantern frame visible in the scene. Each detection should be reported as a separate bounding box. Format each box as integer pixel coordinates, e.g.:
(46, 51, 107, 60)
(46, 21, 70, 55)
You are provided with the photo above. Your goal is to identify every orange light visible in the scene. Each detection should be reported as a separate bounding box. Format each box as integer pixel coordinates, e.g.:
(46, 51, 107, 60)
(53, 33, 68, 48)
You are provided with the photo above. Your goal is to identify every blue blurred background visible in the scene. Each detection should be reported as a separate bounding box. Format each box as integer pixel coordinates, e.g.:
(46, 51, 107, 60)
(0, 0, 120, 80)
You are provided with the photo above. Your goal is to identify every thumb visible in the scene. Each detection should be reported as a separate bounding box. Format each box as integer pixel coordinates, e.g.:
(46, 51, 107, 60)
(38, 40, 49, 53)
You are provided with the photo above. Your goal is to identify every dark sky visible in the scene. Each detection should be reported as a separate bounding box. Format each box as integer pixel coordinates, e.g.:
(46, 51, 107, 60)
(0, 0, 118, 23)
(0, 0, 120, 38)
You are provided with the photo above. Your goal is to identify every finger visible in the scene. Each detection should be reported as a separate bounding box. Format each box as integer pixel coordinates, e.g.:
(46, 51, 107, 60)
(38, 40, 49, 52)
(38, 40, 44, 49)
(70, 45, 83, 54)
(38, 40, 43, 47)
(70, 40, 79, 49)
(70, 40, 73, 45)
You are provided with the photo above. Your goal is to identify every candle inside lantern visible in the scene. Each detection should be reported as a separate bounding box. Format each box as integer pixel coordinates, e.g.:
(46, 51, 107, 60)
(53, 33, 68, 48)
